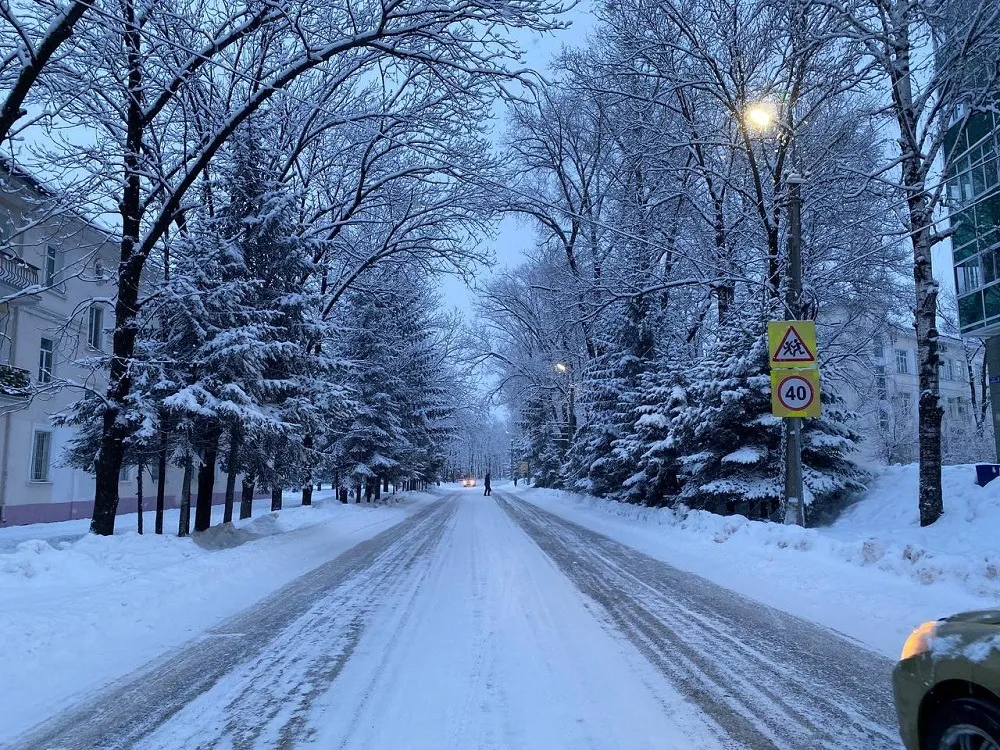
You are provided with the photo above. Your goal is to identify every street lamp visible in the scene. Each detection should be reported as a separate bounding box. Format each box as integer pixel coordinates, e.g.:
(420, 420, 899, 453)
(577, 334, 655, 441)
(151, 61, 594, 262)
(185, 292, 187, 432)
(742, 99, 807, 527)
(554, 362, 568, 373)
(743, 102, 776, 133)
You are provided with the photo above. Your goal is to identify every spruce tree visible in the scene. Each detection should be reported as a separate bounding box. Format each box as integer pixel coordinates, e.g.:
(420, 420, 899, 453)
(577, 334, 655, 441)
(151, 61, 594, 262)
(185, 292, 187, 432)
(672, 322, 867, 521)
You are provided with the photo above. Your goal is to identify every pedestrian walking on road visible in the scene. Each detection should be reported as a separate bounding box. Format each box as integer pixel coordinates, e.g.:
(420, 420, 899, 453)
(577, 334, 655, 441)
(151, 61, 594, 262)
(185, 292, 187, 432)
(483, 472, 492, 496)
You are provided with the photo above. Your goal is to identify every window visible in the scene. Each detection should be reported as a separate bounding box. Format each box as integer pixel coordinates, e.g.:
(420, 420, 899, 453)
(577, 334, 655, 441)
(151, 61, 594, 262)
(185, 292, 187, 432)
(898, 392, 913, 415)
(871, 337, 884, 358)
(948, 397, 969, 421)
(119, 465, 133, 482)
(878, 409, 889, 431)
(895, 349, 910, 375)
(148, 462, 159, 482)
(45, 246, 58, 286)
(956, 258, 983, 295)
(38, 338, 53, 384)
(30, 430, 52, 482)
(88, 306, 103, 350)
(952, 359, 965, 381)
(0, 214, 15, 253)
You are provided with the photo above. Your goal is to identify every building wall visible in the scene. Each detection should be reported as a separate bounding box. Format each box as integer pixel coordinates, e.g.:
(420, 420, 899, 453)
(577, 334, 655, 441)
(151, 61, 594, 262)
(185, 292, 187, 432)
(836, 327, 992, 465)
(946, 110, 1000, 338)
(0, 168, 260, 527)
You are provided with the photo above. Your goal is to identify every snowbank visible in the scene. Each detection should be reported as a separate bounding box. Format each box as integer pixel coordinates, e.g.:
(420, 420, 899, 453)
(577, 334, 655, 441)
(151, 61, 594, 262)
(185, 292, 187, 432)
(510, 465, 1000, 658)
(0, 489, 436, 743)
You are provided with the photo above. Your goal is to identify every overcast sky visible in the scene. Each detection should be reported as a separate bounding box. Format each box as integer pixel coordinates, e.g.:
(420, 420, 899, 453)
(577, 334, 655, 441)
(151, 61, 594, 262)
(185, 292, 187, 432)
(436, 2, 597, 317)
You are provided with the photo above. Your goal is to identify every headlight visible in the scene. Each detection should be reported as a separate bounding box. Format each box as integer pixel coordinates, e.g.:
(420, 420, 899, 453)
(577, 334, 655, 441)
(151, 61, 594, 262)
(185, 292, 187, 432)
(901, 621, 939, 660)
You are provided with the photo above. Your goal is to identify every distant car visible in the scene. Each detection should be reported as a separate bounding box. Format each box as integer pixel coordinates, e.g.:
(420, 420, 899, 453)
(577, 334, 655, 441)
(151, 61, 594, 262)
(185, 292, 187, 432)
(461, 477, 476, 488)
(893, 610, 1000, 749)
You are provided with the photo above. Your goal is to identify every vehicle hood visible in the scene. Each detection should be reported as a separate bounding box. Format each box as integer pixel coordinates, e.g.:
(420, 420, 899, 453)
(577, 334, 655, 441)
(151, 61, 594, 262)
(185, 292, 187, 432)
(943, 610, 1000, 626)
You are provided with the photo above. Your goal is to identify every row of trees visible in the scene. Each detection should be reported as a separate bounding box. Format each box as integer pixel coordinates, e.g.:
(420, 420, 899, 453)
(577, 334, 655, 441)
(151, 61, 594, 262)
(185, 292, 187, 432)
(0, 0, 563, 535)
(482, 0, 1000, 525)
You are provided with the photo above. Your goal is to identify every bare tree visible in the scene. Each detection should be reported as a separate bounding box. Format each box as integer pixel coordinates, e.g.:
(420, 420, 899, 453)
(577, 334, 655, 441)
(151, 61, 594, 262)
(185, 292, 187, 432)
(40, 0, 562, 535)
(825, 0, 1000, 524)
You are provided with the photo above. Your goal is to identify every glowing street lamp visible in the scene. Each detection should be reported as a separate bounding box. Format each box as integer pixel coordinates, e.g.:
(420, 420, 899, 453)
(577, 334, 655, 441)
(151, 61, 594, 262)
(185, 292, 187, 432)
(554, 362, 568, 373)
(744, 101, 778, 132)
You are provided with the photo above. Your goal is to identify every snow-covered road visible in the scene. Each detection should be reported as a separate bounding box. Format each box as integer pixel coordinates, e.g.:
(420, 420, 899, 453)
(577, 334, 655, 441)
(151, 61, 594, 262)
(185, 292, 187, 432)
(11, 491, 901, 749)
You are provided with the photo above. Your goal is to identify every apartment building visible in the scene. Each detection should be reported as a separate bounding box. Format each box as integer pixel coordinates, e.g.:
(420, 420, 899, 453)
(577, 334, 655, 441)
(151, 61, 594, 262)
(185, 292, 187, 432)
(945, 107, 1000, 459)
(0, 165, 233, 526)
(837, 326, 991, 465)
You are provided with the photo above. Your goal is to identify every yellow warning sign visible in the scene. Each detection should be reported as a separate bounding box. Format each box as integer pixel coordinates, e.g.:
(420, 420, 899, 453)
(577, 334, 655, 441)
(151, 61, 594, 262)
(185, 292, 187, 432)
(771, 369, 821, 418)
(768, 320, 817, 369)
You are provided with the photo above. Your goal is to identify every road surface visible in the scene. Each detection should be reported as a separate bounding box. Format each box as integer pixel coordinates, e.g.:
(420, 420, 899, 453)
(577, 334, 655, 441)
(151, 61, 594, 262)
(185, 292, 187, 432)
(9, 491, 901, 749)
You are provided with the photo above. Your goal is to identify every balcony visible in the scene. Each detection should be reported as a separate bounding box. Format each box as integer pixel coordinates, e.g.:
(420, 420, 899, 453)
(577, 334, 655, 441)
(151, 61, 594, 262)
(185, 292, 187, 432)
(0, 250, 39, 294)
(0, 364, 29, 398)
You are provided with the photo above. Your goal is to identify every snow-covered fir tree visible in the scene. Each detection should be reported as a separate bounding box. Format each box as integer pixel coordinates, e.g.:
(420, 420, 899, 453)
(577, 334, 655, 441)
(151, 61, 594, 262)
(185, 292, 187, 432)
(670, 323, 867, 520)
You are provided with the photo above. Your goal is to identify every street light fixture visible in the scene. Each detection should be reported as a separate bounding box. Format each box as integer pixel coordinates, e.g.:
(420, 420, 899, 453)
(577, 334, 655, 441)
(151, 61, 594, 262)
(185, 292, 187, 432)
(744, 102, 776, 132)
(554, 362, 568, 373)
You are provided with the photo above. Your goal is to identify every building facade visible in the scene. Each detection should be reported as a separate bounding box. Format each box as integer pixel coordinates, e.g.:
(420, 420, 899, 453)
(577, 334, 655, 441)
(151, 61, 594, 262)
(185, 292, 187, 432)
(0, 166, 250, 527)
(945, 109, 1000, 460)
(835, 325, 991, 466)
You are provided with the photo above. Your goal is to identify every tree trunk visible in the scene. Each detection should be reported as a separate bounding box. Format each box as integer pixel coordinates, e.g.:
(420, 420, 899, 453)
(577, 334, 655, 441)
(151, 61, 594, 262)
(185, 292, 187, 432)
(382, 477, 389, 493)
(194, 424, 221, 532)
(223, 427, 240, 524)
(914, 225, 944, 525)
(240, 472, 255, 520)
(92, 432, 126, 536)
(178, 454, 192, 537)
(90, 0, 146, 537)
(136, 462, 143, 535)
(155, 425, 167, 535)
(374, 480, 381, 501)
(302, 432, 313, 505)
(888, 11, 943, 526)
(271, 485, 282, 512)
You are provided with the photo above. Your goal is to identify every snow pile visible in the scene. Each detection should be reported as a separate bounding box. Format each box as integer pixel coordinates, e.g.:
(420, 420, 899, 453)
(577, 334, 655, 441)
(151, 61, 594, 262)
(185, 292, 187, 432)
(512, 465, 1000, 656)
(0, 490, 434, 743)
(1, 531, 200, 588)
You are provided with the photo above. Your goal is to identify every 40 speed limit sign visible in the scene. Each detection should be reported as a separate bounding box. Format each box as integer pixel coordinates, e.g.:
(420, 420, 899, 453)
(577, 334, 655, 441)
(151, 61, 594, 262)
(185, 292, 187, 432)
(770, 369, 821, 418)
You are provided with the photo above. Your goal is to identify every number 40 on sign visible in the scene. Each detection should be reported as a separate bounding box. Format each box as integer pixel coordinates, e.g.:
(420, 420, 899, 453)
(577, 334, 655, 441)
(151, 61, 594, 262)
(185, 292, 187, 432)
(770, 369, 821, 418)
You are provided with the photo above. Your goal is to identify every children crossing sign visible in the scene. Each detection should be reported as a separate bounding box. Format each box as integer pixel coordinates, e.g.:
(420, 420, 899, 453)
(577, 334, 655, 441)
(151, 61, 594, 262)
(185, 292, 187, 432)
(768, 321, 817, 367)
(768, 320, 821, 418)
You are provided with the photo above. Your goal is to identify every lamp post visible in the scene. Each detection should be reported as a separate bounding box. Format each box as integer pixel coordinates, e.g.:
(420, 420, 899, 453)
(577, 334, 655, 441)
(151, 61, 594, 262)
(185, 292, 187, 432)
(554, 362, 576, 441)
(783, 173, 806, 526)
(744, 100, 806, 526)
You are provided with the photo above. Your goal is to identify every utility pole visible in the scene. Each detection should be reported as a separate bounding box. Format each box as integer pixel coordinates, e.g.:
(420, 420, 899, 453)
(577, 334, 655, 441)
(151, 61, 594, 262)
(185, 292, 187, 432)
(784, 173, 806, 526)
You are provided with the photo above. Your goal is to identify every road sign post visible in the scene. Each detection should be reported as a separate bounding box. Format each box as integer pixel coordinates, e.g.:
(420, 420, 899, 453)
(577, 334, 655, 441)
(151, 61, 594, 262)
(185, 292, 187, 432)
(768, 312, 820, 527)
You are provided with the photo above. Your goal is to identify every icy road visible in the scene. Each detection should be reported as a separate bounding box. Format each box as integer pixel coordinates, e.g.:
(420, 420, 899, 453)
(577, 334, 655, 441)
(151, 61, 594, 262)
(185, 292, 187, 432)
(12, 492, 901, 749)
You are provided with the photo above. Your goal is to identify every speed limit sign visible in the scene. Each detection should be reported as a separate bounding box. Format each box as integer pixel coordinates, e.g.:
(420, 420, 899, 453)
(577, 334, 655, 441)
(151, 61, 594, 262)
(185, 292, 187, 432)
(771, 370, 821, 418)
